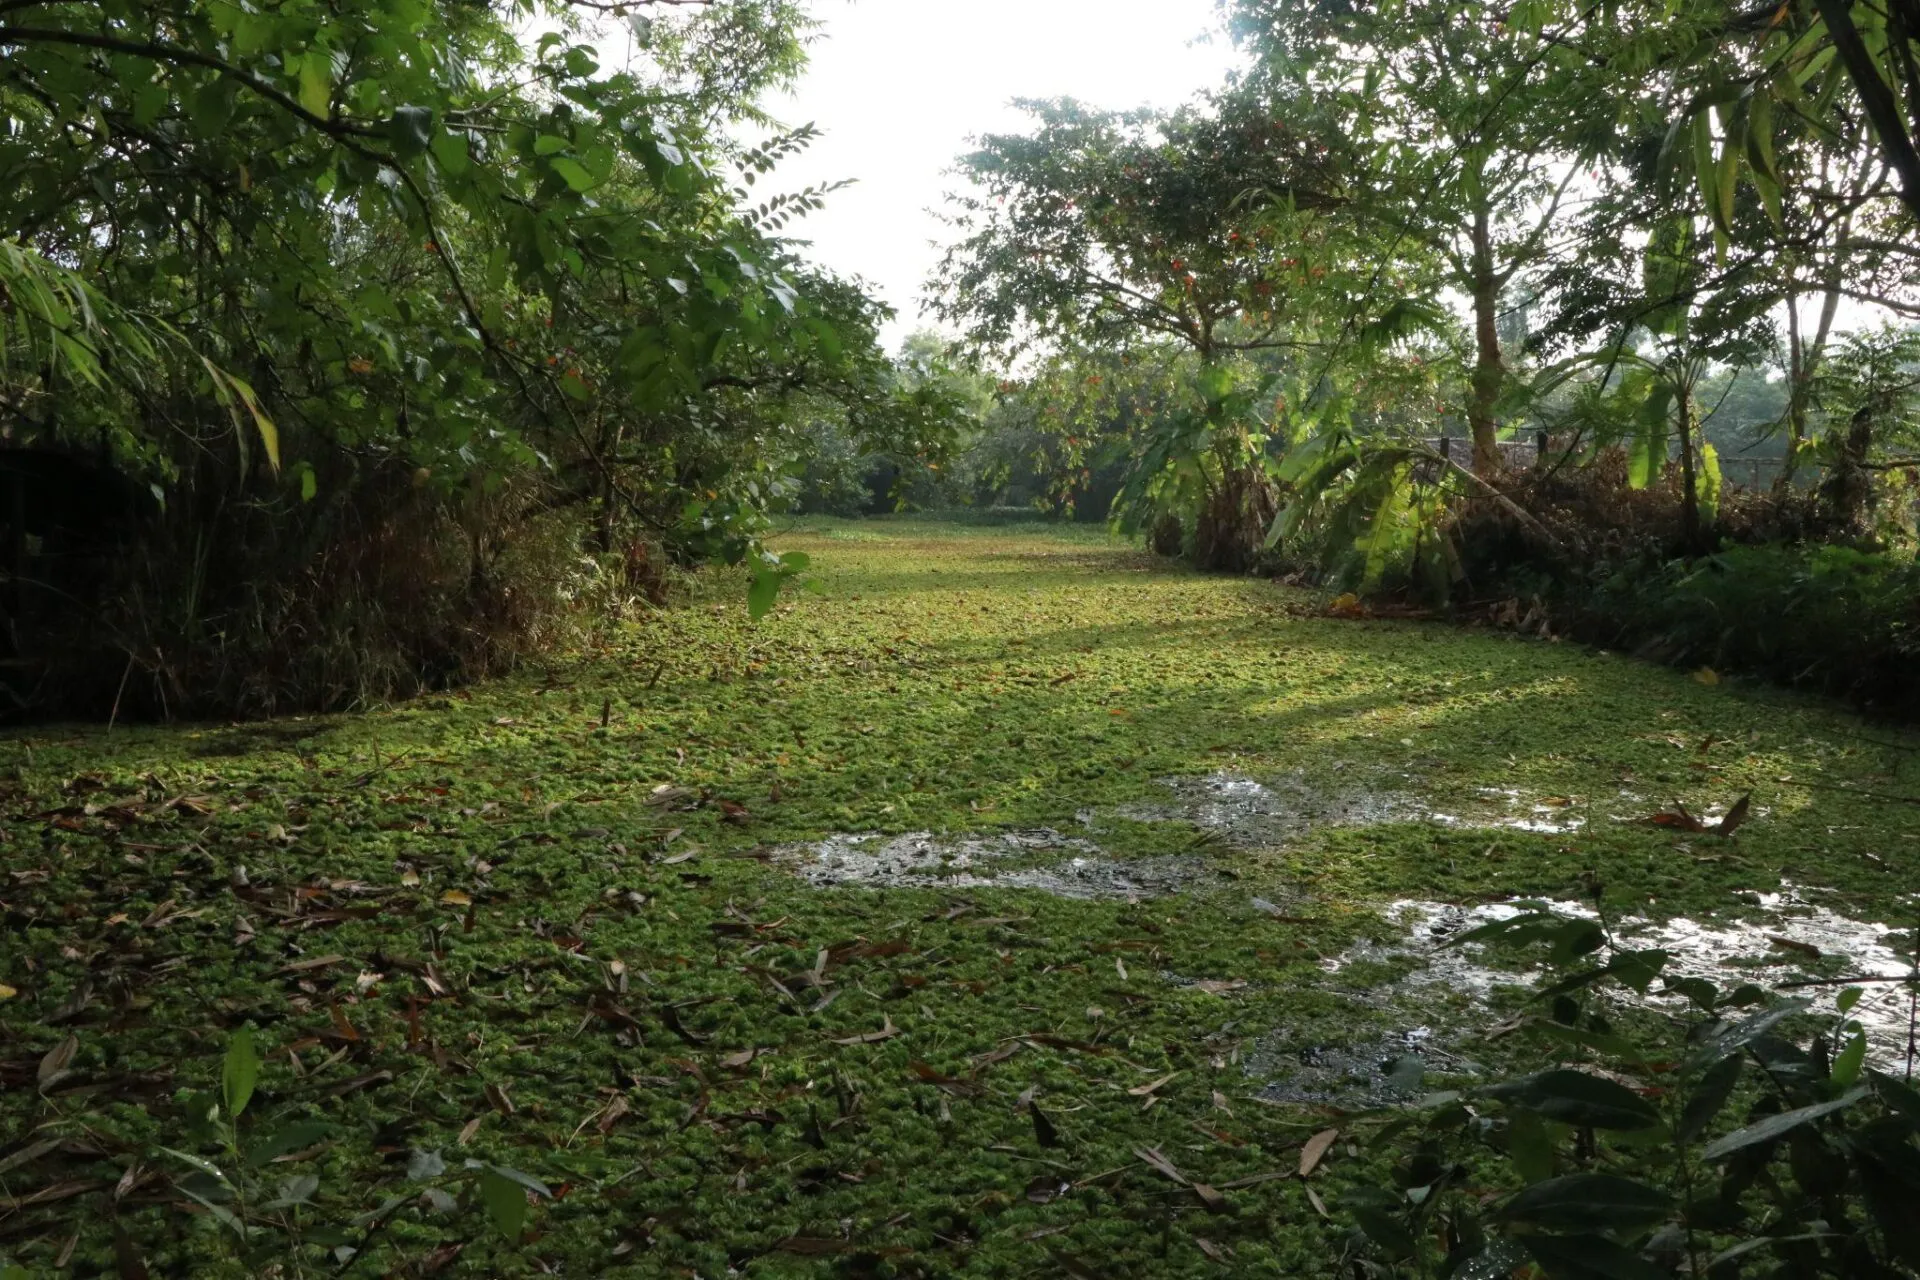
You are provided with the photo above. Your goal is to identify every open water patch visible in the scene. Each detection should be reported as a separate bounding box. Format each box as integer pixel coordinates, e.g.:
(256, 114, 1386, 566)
(1245, 1027, 1486, 1107)
(1315, 886, 1918, 1063)
(1116, 771, 1668, 848)
(1114, 771, 1428, 847)
(773, 828, 1208, 901)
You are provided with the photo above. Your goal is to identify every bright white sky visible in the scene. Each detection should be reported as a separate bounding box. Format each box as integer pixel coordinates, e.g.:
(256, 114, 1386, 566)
(757, 0, 1244, 349)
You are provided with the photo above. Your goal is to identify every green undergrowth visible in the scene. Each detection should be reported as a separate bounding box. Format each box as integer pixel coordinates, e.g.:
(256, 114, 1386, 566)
(2, 517, 1917, 1276)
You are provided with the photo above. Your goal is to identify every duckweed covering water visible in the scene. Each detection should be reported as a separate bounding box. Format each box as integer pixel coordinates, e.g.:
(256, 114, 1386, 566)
(2, 518, 1917, 1276)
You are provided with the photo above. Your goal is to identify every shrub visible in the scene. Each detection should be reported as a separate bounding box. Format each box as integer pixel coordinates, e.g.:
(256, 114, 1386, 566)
(1571, 544, 1920, 715)
(1337, 903, 1920, 1278)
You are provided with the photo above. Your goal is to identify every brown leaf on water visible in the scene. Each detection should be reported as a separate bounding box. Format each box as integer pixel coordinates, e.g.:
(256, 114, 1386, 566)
(1714, 792, 1753, 837)
(1299, 1127, 1339, 1178)
(829, 1017, 899, 1046)
(0, 1179, 105, 1210)
(1025, 1174, 1069, 1204)
(328, 1003, 361, 1042)
(0, 1139, 60, 1178)
(38, 1034, 78, 1089)
(1127, 1072, 1180, 1098)
(277, 954, 346, 974)
(777, 1236, 853, 1256)
(1647, 806, 1707, 832)
(1052, 1251, 1103, 1280)
(1196, 1237, 1232, 1262)
(658, 1004, 712, 1046)
(595, 1094, 631, 1134)
(1768, 935, 1822, 959)
(1133, 1145, 1190, 1186)
(419, 1242, 465, 1273)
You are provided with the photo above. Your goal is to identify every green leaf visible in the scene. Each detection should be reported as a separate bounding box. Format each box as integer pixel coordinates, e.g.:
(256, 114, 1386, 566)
(262, 1173, 319, 1209)
(1689, 1000, 1810, 1068)
(1832, 1030, 1867, 1087)
(222, 1027, 259, 1119)
(1702, 1088, 1867, 1160)
(1523, 1233, 1670, 1280)
(1746, 90, 1778, 181)
(1690, 112, 1718, 221)
(1697, 442, 1722, 522)
(479, 1167, 529, 1240)
(1678, 1054, 1742, 1142)
(1871, 1070, 1920, 1126)
(1485, 1070, 1663, 1131)
(549, 156, 594, 192)
(534, 134, 570, 156)
(1506, 1108, 1557, 1183)
(297, 51, 331, 119)
(1500, 1174, 1673, 1232)
(430, 129, 470, 176)
(190, 79, 238, 134)
(389, 106, 434, 157)
(1630, 384, 1672, 489)
(1549, 918, 1606, 966)
(159, 1146, 230, 1182)
(1711, 105, 1739, 234)
(747, 569, 781, 621)
(245, 1120, 333, 1166)
(299, 466, 317, 503)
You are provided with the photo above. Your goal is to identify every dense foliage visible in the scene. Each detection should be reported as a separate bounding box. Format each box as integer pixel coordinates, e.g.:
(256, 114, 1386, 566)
(936, 0, 1920, 602)
(0, 0, 959, 716)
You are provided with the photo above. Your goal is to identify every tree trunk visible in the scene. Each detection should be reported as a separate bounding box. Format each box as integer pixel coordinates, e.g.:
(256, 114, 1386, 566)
(1467, 207, 1506, 476)
(1676, 390, 1703, 553)
(1821, 408, 1875, 537)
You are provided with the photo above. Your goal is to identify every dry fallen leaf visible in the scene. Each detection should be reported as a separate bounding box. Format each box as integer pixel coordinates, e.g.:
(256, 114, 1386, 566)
(1128, 1072, 1180, 1098)
(38, 1033, 78, 1089)
(1305, 1184, 1330, 1218)
(1299, 1127, 1339, 1178)
(277, 954, 346, 974)
(0, 983, 16, 1002)
(1133, 1145, 1189, 1186)
(1647, 806, 1707, 833)
(829, 1017, 900, 1046)
(440, 890, 472, 907)
(1714, 792, 1753, 837)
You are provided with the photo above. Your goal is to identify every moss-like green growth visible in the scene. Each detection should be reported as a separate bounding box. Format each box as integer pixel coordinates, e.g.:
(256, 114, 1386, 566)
(2, 518, 1914, 1276)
